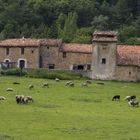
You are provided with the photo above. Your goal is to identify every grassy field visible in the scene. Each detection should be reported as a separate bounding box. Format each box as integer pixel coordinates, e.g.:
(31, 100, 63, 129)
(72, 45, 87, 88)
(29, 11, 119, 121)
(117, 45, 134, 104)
(0, 76, 140, 140)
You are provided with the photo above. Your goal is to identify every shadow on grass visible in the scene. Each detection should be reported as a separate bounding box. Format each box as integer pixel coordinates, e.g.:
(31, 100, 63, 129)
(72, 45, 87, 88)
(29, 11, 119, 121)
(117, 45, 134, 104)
(70, 97, 102, 103)
(35, 103, 60, 109)
(0, 134, 14, 140)
(53, 127, 92, 134)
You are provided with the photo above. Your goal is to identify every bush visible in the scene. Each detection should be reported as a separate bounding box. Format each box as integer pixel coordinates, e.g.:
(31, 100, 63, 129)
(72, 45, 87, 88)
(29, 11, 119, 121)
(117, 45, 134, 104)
(27, 69, 83, 80)
(0, 68, 27, 76)
(125, 37, 140, 45)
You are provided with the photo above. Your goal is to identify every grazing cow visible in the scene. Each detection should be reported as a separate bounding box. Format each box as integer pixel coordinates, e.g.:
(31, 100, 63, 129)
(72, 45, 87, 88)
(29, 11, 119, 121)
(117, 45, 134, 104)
(0, 96, 6, 100)
(15, 95, 24, 104)
(43, 83, 49, 88)
(55, 78, 60, 82)
(81, 82, 88, 87)
(125, 95, 136, 101)
(13, 82, 20, 84)
(128, 100, 139, 107)
(86, 80, 92, 84)
(29, 84, 34, 90)
(6, 88, 14, 91)
(65, 81, 73, 86)
(97, 82, 104, 85)
(68, 82, 74, 87)
(15, 95, 33, 104)
(26, 96, 33, 102)
(112, 95, 120, 101)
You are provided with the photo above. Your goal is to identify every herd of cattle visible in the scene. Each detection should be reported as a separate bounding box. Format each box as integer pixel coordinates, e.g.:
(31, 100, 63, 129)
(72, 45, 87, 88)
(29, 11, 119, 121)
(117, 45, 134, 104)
(0, 78, 139, 107)
(112, 95, 139, 107)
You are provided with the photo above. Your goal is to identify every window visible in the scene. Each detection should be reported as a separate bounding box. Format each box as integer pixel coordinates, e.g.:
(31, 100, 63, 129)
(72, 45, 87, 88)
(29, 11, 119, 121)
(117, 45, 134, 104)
(21, 48, 24, 55)
(5, 60, 10, 68)
(87, 64, 91, 70)
(47, 46, 49, 49)
(18, 59, 27, 68)
(101, 58, 106, 64)
(77, 65, 84, 70)
(6, 48, 9, 55)
(19, 60, 25, 69)
(63, 52, 66, 58)
(47, 64, 55, 69)
(73, 64, 84, 70)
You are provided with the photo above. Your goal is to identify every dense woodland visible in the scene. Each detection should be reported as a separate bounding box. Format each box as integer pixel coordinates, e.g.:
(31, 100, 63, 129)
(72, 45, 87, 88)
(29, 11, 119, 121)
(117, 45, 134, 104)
(0, 0, 140, 44)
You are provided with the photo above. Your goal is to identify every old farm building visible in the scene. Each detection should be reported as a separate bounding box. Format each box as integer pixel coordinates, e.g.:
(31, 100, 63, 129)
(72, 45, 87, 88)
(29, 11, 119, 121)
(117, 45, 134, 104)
(0, 31, 139, 81)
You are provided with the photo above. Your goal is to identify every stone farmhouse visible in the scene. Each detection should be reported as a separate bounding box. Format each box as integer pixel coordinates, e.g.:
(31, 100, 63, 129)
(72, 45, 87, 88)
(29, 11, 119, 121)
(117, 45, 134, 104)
(0, 38, 92, 70)
(0, 31, 139, 82)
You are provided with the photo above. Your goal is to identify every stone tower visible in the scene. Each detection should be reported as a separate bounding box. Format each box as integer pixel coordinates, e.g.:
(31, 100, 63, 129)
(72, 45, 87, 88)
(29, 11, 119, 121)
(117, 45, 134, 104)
(92, 31, 118, 80)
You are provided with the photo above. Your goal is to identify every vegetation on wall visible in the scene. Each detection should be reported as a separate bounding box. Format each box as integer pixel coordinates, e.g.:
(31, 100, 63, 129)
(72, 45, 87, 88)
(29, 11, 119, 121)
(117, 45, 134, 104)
(0, 68, 83, 80)
(0, 0, 139, 44)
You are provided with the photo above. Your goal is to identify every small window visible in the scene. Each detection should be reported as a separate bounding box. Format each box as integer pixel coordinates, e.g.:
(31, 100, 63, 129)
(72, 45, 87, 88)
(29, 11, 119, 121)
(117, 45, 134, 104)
(6, 48, 9, 55)
(21, 48, 24, 55)
(129, 72, 131, 75)
(63, 52, 66, 58)
(47, 46, 49, 49)
(5, 60, 10, 68)
(19, 60, 25, 69)
(72, 64, 84, 70)
(77, 65, 84, 70)
(31, 50, 34, 53)
(87, 64, 91, 70)
(47, 64, 55, 69)
(101, 58, 106, 64)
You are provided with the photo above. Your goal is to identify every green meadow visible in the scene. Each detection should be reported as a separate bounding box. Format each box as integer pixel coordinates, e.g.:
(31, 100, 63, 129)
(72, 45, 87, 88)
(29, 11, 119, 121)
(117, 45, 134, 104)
(0, 76, 140, 140)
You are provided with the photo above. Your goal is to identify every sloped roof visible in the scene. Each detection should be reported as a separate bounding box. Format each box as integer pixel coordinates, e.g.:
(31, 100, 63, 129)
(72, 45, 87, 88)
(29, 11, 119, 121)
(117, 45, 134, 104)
(61, 43, 93, 54)
(117, 45, 140, 66)
(0, 38, 40, 47)
(40, 39, 62, 47)
(0, 38, 62, 47)
(93, 31, 118, 42)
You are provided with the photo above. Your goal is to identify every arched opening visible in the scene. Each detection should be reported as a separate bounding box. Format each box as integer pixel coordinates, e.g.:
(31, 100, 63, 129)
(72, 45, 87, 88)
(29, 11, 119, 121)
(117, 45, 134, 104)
(17, 59, 27, 69)
(19, 60, 25, 69)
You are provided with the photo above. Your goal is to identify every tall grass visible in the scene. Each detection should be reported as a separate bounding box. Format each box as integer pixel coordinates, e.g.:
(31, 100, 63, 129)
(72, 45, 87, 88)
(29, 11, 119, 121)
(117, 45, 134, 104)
(27, 68, 83, 80)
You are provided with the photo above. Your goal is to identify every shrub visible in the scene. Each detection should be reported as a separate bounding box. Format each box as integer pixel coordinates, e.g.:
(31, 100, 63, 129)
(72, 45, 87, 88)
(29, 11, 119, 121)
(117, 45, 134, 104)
(0, 68, 27, 76)
(27, 69, 83, 80)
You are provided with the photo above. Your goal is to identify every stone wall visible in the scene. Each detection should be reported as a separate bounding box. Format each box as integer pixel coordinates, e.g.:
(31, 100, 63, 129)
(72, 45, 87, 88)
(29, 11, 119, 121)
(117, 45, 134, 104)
(40, 46, 60, 68)
(40, 45, 92, 70)
(92, 42, 117, 80)
(115, 65, 140, 82)
(0, 46, 40, 68)
(57, 52, 92, 70)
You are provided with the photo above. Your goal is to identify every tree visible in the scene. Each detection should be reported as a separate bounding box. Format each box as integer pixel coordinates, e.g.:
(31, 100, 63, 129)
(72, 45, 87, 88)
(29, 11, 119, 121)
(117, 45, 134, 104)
(91, 15, 109, 30)
(115, 0, 132, 28)
(1, 21, 20, 39)
(57, 12, 78, 42)
(72, 27, 94, 44)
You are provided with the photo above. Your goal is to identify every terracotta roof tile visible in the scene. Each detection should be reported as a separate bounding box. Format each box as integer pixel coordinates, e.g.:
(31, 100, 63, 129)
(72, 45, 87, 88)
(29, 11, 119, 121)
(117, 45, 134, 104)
(40, 39, 62, 47)
(0, 38, 62, 47)
(61, 43, 93, 53)
(0, 38, 40, 47)
(117, 45, 140, 66)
